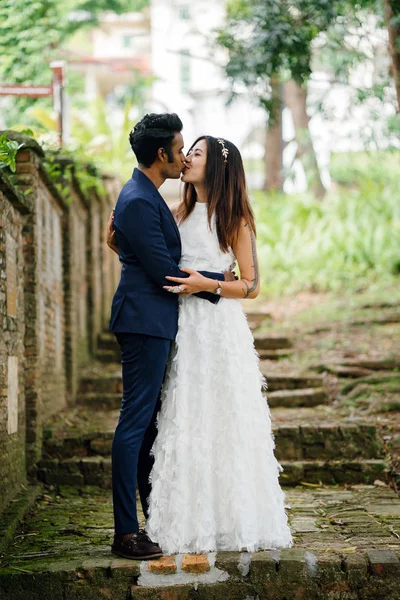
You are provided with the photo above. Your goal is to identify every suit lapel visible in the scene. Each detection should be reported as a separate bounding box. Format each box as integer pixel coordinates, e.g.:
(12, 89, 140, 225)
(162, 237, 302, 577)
(158, 198, 181, 242)
(133, 169, 181, 245)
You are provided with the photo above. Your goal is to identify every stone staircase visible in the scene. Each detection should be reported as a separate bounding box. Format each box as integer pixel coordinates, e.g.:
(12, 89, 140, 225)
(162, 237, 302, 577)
(36, 324, 390, 489)
(1, 316, 398, 600)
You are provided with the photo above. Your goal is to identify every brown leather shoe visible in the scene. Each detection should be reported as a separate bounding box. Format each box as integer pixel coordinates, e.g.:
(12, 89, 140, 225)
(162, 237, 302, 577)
(111, 529, 163, 560)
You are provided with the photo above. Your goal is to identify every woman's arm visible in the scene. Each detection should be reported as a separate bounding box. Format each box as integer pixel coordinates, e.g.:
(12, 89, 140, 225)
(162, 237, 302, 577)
(164, 219, 260, 300)
(106, 210, 119, 255)
(219, 218, 260, 299)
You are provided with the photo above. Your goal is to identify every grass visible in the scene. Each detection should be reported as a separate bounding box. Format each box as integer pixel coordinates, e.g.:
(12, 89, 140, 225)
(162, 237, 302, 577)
(252, 150, 400, 297)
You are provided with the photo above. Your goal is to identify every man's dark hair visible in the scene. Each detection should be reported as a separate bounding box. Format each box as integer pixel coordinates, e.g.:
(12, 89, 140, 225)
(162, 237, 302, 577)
(129, 113, 183, 167)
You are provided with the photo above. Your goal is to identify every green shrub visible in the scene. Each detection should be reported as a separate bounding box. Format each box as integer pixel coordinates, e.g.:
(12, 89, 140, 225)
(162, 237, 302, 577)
(253, 151, 400, 296)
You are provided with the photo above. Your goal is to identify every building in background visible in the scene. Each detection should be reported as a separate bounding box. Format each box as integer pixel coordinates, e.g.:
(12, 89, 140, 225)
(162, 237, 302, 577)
(67, 9, 151, 102)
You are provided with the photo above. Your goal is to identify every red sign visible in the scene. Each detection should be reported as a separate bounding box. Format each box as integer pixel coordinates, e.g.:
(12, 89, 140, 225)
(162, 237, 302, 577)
(0, 84, 53, 97)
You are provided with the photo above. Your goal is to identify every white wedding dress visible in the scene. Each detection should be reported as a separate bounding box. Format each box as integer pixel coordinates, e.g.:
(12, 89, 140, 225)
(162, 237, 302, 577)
(147, 202, 292, 554)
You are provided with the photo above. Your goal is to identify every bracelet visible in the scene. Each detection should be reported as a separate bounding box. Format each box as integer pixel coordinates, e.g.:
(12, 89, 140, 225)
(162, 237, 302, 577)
(213, 281, 222, 295)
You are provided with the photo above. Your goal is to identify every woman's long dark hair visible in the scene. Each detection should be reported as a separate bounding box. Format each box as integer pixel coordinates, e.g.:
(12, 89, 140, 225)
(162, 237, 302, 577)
(176, 135, 256, 252)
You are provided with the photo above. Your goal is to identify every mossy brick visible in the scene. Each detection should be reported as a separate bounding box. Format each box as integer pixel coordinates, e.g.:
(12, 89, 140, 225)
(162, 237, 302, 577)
(80, 457, 104, 485)
(194, 582, 257, 599)
(0, 485, 41, 553)
(0, 570, 67, 600)
(302, 443, 327, 460)
(64, 579, 128, 600)
(215, 551, 247, 580)
(280, 461, 304, 484)
(97, 332, 119, 351)
(314, 553, 344, 588)
(275, 427, 302, 460)
(361, 580, 400, 600)
(130, 584, 193, 600)
(79, 375, 122, 394)
(79, 392, 121, 410)
(90, 439, 113, 455)
(249, 549, 279, 588)
(259, 550, 317, 598)
(366, 549, 400, 578)
(254, 334, 292, 350)
(110, 557, 141, 580)
(344, 554, 368, 589)
(301, 425, 335, 445)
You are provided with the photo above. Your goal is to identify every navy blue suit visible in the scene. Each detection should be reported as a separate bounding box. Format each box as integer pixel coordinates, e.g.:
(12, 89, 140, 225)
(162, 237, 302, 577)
(110, 168, 224, 535)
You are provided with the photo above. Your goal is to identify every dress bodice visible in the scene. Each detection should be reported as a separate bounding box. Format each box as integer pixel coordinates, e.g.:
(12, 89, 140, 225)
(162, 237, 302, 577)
(178, 202, 235, 272)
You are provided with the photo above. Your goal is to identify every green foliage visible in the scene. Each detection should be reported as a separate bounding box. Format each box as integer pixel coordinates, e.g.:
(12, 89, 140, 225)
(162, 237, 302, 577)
(0, 132, 24, 173)
(254, 150, 400, 296)
(0, 129, 33, 172)
(0, 0, 150, 82)
(0, 0, 149, 123)
(217, 0, 346, 111)
(66, 97, 135, 182)
(43, 151, 106, 204)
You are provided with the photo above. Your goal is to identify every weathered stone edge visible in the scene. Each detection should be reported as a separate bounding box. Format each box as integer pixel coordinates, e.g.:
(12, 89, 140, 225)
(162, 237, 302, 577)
(0, 168, 33, 214)
(0, 130, 44, 156)
(0, 485, 42, 554)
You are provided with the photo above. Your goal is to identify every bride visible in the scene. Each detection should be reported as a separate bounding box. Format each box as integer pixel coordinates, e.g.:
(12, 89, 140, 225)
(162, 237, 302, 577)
(144, 135, 292, 554)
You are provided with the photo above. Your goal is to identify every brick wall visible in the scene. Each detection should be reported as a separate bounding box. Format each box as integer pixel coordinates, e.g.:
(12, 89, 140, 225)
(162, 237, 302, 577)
(62, 169, 90, 402)
(101, 176, 121, 331)
(0, 132, 120, 506)
(0, 171, 33, 512)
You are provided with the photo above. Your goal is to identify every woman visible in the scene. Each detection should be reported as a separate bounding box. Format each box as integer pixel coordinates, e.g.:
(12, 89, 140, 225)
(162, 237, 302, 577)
(108, 136, 292, 554)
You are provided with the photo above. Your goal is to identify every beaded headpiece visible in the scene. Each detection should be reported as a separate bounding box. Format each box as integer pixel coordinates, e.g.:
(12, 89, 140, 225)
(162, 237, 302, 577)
(217, 138, 229, 164)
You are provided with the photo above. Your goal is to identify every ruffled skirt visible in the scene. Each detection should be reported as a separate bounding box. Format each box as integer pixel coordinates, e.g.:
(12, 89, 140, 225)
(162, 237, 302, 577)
(147, 295, 293, 554)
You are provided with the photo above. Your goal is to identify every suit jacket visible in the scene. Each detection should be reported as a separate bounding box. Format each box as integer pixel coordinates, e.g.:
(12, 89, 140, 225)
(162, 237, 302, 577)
(110, 168, 224, 340)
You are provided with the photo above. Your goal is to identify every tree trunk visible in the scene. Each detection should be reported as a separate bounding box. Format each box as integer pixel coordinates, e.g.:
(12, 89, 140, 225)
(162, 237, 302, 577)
(384, 0, 400, 112)
(264, 75, 283, 192)
(284, 79, 326, 199)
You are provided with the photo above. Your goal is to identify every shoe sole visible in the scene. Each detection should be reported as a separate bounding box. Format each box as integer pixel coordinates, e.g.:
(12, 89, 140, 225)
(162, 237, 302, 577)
(111, 548, 163, 561)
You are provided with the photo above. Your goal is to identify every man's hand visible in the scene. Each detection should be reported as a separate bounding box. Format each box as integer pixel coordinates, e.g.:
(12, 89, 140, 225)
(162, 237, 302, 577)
(164, 267, 216, 295)
(107, 210, 119, 254)
(224, 269, 238, 282)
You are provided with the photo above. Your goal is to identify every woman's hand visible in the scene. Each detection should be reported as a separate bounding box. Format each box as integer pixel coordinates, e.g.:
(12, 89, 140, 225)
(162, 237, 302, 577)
(107, 210, 119, 254)
(164, 267, 217, 295)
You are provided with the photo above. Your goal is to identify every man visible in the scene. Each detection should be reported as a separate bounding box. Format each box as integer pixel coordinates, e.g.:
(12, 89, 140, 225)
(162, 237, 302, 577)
(108, 113, 229, 560)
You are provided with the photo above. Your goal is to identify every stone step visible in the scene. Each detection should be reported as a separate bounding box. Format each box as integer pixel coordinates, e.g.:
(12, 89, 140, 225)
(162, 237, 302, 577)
(258, 348, 293, 360)
(94, 350, 295, 366)
(267, 388, 328, 407)
(97, 331, 118, 350)
(79, 371, 122, 394)
(1, 486, 399, 600)
(280, 459, 390, 486)
(79, 369, 324, 395)
(313, 364, 375, 378)
(254, 333, 293, 350)
(96, 348, 120, 363)
(37, 455, 390, 488)
(79, 392, 122, 409)
(245, 310, 272, 329)
(262, 371, 325, 390)
(41, 407, 385, 464)
(97, 331, 293, 354)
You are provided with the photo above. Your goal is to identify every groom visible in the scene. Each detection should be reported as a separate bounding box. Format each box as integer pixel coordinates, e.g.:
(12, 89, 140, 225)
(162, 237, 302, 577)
(109, 113, 227, 560)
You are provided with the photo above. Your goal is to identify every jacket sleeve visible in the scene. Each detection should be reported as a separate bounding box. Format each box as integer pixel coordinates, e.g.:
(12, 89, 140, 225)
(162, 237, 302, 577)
(115, 197, 224, 304)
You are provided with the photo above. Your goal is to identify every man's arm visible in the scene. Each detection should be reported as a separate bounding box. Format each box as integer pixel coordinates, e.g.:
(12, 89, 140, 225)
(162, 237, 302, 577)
(115, 198, 224, 303)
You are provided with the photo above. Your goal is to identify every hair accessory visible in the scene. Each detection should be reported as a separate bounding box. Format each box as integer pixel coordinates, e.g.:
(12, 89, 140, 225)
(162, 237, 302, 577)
(217, 139, 229, 164)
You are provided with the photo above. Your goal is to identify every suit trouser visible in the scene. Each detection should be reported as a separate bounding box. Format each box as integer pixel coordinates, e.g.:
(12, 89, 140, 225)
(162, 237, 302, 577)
(112, 332, 171, 535)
